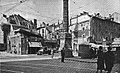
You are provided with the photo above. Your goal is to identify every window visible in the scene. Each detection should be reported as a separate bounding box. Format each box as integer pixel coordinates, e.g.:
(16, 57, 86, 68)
(55, 35, 56, 39)
(86, 26, 88, 29)
(83, 27, 85, 31)
(70, 30, 72, 33)
(82, 34, 85, 38)
(10, 20, 16, 24)
(81, 24, 83, 27)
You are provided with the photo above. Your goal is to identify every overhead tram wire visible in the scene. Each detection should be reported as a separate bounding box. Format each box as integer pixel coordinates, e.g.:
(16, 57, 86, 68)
(14, 9, 61, 24)
(25, 4, 54, 19)
(0, 0, 29, 22)
(4, 0, 29, 13)
(70, 0, 98, 15)
(23, 4, 62, 23)
(15, 9, 55, 20)
(4, 3, 21, 13)
(0, 2, 18, 7)
(0, 0, 62, 24)
(24, 2, 63, 20)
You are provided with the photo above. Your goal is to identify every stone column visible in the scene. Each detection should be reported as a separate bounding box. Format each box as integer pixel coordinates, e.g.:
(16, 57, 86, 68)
(63, 0, 69, 32)
(60, 0, 73, 57)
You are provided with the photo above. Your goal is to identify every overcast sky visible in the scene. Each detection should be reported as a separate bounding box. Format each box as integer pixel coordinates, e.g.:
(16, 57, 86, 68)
(0, 0, 120, 43)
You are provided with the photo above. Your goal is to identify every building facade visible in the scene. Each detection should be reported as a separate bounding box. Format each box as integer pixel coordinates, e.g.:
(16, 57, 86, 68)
(112, 12, 120, 23)
(70, 12, 120, 51)
(1, 14, 42, 54)
(37, 22, 61, 49)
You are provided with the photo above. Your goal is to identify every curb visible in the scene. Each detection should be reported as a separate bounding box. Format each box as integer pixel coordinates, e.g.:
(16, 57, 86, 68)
(64, 58, 97, 63)
(0, 57, 60, 63)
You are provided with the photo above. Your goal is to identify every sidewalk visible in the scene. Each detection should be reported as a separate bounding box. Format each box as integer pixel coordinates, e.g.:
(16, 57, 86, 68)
(0, 51, 60, 62)
(0, 51, 31, 57)
(0, 51, 98, 63)
(65, 57, 97, 63)
(65, 51, 97, 63)
(1, 51, 119, 73)
(0, 51, 118, 64)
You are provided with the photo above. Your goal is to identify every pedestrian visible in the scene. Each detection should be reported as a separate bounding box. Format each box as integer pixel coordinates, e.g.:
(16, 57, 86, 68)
(51, 49, 54, 58)
(96, 46, 104, 73)
(61, 48, 65, 63)
(104, 47, 115, 73)
(93, 48, 96, 59)
(90, 47, 94, 59)
(94, 48, 97, 58)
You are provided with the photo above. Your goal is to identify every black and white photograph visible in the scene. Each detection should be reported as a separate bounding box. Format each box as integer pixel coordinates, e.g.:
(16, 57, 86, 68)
(0, 0, 120, 73)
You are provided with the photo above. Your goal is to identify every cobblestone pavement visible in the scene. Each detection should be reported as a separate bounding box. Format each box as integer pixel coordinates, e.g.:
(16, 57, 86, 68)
(0, 51, 120, 73)
(0, 59, 103, 73)
(0, 51, 60, 62)
(1, 59, 120, 73)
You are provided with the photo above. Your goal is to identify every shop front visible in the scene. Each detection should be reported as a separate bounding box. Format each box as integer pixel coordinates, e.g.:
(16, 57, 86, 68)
(28, 42, 42, 54)
(112, 38, 120, 63)
(7, 28, 43, 55)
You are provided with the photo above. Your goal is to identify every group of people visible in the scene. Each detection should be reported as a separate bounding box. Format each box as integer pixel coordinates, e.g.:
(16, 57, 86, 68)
(52, 46, 115, 73)
(96, 46, 115, 73)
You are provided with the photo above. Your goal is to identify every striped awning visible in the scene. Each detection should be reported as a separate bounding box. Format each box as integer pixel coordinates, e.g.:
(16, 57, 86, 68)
(29, 42, 42, 47)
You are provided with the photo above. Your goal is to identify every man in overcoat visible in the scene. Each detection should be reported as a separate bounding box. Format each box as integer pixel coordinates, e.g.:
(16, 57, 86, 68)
(104, 47, 115, 73)
(61, 48, 65, 62)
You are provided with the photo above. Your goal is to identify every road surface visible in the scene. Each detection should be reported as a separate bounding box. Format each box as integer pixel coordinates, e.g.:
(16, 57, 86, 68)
(1, 59, 120, 73)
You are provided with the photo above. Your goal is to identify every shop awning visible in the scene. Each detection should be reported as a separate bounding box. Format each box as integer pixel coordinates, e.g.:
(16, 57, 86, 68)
(112, 41, 120, 45)
(112, 41, 120, 47)
(44, 40, 57, 43)
(79, 41, 90, 45)
(111, 38, 120, 47)
(43, 40, 58, 47)
(89, 43, 103, 48)
(29, 42, 42, 47)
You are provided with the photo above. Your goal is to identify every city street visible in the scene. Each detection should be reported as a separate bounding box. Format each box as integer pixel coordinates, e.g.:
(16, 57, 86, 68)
(0, 59, 101, 73)
(0, 53, 120, 73)
(0, 0, 120, 73)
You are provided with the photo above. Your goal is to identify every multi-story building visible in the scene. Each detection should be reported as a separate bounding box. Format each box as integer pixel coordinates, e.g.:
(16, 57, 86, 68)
(37, 22, 49, 40)
(37, 22, 61, 48)
(112, 12, 120, 23)
(1, 14, 42, 54)
(70, 12, 120, 51)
